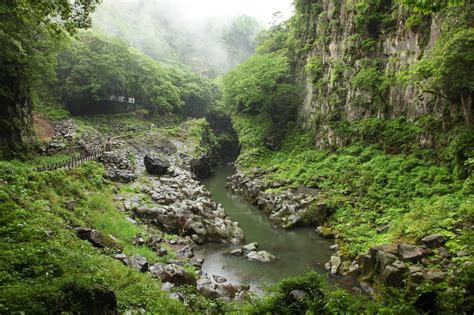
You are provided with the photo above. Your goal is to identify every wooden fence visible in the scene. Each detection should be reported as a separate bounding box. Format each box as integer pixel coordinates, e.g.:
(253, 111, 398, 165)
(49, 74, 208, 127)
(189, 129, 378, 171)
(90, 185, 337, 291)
(35, 149, 104, 172)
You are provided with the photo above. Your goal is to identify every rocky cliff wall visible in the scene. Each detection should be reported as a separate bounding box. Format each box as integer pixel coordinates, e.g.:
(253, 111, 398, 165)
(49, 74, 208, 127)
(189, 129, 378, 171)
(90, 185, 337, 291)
(292, 0, 470, 148)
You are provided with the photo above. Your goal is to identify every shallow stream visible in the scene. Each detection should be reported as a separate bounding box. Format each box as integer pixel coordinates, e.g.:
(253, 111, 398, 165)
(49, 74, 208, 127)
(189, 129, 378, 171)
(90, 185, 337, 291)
(198, 163, 351, 293)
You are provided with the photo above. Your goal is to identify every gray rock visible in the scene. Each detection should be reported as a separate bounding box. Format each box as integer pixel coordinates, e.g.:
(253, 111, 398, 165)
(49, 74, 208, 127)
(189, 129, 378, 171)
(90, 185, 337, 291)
(177, 245, 194, 259)
(132, 235, 145, 246)
(246, 250, 277, 263)
(359, 281, 374, 295)
(125, 255, 148, 272)
(426, 270, 446, 284)
(149, 263, 196, 286)
(380, 261, 407, 288)
(242, 242, 258, 251)
(330, 255, 342, 274)
(76, 228, 122, 250)
(398, 243, 427, 262)
(438, 247, 451, 259)
(114, 253, 127, 261)
(144, 153, 170, 175)
(376, 224, 390, 234)
(421, 234, 447, 248)
(230, 248, 243, 256)
(408, 266, 426, 285)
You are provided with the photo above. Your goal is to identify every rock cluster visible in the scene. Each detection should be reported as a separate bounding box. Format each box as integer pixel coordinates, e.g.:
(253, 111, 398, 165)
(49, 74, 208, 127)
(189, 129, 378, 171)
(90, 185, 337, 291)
(130, 166, 244, 244)
(333, 234, 453, 293)
(43, 119, 104, 155)
(101, 148, 136, 182)
(229, 242, 277, 263)
(45, 119, 77, 153)
(197, 275, 250, 300)
(227, 171, 327, 229)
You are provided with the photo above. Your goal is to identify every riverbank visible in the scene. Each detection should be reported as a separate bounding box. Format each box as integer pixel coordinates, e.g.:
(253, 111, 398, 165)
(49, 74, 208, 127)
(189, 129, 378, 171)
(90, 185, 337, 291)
(228, 112, 474, 312)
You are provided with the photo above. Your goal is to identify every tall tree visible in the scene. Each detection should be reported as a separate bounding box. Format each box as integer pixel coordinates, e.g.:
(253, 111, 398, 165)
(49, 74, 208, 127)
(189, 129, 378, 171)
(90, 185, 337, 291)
(0, 0, 100, 156)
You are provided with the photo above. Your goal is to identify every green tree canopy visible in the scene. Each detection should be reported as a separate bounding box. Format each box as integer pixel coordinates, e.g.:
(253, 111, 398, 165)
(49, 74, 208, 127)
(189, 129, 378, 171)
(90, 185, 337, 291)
(57, 31, 216, 117)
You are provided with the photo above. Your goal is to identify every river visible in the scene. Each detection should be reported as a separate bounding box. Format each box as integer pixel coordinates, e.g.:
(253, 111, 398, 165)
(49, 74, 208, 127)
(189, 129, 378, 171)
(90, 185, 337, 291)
(198, 162, 348, 293)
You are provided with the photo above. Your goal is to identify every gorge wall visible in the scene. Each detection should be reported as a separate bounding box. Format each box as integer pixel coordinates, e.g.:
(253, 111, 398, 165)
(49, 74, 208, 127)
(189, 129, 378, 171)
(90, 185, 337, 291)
(291, 0, 472, 148)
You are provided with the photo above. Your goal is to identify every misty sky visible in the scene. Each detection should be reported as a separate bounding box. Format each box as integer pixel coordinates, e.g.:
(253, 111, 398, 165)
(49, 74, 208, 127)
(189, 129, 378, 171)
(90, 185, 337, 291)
(109, 0, 294, 25)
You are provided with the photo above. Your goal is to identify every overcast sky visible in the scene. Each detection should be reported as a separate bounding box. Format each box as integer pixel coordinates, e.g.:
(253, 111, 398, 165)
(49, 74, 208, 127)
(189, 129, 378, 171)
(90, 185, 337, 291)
(106, 0, 294, 25)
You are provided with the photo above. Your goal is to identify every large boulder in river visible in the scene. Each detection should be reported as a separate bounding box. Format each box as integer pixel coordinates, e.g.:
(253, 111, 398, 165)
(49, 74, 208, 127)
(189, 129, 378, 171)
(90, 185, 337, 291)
(144, 153, 170, 175)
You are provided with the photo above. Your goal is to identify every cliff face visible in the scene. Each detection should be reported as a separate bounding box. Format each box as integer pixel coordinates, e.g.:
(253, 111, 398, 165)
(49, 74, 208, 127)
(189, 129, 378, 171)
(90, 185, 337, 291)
(0, 79, 35, 157)
(292, 0, 471, 148)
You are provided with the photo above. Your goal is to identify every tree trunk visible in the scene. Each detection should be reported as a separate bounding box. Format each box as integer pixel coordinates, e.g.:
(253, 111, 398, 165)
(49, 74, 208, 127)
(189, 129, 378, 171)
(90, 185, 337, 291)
(460, 92, 473, 126)
(0, 78, 35, 157)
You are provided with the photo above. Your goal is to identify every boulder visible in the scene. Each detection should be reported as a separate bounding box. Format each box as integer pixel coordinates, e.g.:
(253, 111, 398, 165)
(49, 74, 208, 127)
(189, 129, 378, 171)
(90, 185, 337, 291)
(76, 228, 122, 250)
(330, 255, 342, 274)
(197, 276, 248, 300)
(125, 255, 148, 272)
(371, 248, 397, 275)
(242, 242, 258, 251)
(246, 250, 276, 263)
(149, 263, 196, 286)
(144, 153, 170, 175)
(132, 235, 145, 246)
(426, 270, 446, 284)
(379, 261, 407, 288)
(421, 234, 447, 248)
(398, 244, 427, 262)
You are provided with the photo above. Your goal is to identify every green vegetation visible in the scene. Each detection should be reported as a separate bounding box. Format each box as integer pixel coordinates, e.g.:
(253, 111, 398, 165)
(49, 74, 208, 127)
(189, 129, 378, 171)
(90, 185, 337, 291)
(0, 0, 99, 155)
(58, 31, 217, 117)
(0, 160, 195, 313)
(231, 113, 473, 312)
(223, 52, 299, 147)
(249, 272, 379, 314)
(92, 2, 262, 77)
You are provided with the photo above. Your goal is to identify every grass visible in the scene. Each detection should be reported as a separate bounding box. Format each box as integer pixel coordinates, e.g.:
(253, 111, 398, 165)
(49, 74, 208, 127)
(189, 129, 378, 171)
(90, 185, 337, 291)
(0, 159, 193, 314)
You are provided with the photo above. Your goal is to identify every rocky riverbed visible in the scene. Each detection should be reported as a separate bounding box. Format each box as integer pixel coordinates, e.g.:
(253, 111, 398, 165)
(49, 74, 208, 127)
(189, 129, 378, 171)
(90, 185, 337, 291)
(225, 165, 467, 299)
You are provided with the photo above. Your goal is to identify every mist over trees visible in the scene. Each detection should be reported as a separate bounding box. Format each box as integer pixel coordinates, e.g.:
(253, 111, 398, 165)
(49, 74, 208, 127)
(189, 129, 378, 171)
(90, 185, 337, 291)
(92, 0, 264, 77)
(58, 31, 218, 117)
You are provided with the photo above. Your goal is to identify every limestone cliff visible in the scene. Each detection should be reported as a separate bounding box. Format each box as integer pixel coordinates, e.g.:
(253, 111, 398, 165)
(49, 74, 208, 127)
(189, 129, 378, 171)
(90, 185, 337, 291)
(292, 0, 472, 148)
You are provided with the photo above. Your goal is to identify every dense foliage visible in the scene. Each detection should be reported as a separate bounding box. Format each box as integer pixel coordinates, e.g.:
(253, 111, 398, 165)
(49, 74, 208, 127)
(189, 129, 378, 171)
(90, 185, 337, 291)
(0, 160, 190, 313)
(222, 52, 299, 148)
(0, 0, 100, 155)
(58, 31, 217, 117)
(221, 1, 473, 313)
(92, 1, 262, 77)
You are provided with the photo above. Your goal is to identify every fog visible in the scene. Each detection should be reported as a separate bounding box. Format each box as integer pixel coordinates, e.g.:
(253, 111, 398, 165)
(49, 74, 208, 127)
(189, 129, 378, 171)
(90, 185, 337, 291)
(92, 0, 294, 76)
(103, 0, 293, 24)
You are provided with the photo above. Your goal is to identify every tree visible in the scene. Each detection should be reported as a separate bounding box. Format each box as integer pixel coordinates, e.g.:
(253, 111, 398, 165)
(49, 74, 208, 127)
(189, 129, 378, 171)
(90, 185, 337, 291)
(222, 15, 262, 67)
(0, 0, 100, 156)
(399, 0, 466, 13)
(223, 52, 298, 126)
(409, 29, 474, 125)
